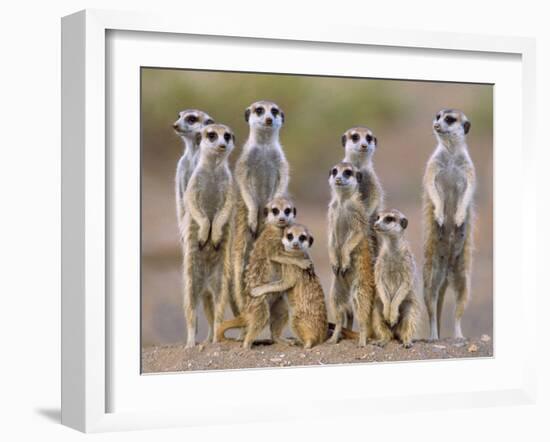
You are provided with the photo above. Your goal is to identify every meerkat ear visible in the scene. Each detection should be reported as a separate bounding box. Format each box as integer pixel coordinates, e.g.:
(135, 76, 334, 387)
(281, 111, 285, 124)
(356, 171, 363, 183)
(263, 207, 269, 217)
(232, 134, 236, 143)
(374, 136, 378, 146)
(341, 134, 346, 147)
(244, 108, 251, 122)
(293, 207, 297, 217)
(205, 118, 214, 125)
(308, 235, 314, 247)
(195, 132, 202, 145)
(463, 121, 471, 134)
(400, 218, 409, 229)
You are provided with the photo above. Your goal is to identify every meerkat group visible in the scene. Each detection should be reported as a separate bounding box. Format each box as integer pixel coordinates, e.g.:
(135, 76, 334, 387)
(173, 102, 475, 350)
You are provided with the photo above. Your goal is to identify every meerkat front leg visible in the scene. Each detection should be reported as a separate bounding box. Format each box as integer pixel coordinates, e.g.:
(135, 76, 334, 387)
(250, 276, 297, 298)
(271, 255, 312, 270)
(328, 231, 341, 276)
(454, 166, 475, 227)
(388, 282, 413, 327)
(239, 177, 259, 237)
(424, 163, 444, 226)
(185, 187, 211, 249)
(340, 231, 362, 276)
(211, 184, 235, 250)
(274, 160, 289, 198)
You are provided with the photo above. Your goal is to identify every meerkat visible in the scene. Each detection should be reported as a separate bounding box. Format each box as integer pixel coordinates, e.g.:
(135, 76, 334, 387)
(182, 123, 236, 348)
(251, 224, 328, 349)
(172, 109, 215, 240)
(231, 100, 289, 314)
(216, 197, 312, 349)
(341, 126, 384, 220)
(422, 109, 475, 341)
(371, 210, 419, 348)
(326, 162, 375, 347)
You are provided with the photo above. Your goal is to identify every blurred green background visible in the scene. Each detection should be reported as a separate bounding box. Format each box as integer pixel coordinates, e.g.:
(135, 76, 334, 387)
(141, 68, 493, 348)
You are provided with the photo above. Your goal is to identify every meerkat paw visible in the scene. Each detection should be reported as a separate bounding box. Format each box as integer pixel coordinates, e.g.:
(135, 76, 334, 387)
(340, 265, 350, 277)
(250, 287, 264, 297)
(401, 341, 413, 349)
(327, 334, 340, 345)
(185, 341, 196, 349)
(372, 339, 389, 348)
(331, 264, 340, 276)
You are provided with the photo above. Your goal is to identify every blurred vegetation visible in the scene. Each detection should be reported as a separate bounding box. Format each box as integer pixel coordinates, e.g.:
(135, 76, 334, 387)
(141, 68, 493, 347)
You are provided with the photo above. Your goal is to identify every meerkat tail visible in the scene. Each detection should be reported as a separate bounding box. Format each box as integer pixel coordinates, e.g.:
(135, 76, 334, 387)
(215, 316, 246, 342)
(327, 322, 359, 340)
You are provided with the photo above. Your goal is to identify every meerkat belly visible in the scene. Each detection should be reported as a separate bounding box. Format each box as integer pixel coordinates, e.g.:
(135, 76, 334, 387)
(200, 176, 227, 220)
(436, 165, 466, 223)
(247, 149, 281, 204)
(378, 257, 405, 299)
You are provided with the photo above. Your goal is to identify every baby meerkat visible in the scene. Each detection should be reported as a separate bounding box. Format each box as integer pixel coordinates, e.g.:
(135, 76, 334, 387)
(341, 126, 384, 220)
(182, 123, 236, 348)
(172, 109, 215, 240)
(251, 224, 328, 349)
(327, 162, 375, 347)
(423, 109, 475, 341)
(232, 100, 289, 314)
(371, 210, 419, 348)
(216, 197, 312, 349)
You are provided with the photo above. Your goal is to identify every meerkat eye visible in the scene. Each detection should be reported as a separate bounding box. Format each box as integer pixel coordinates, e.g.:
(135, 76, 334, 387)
(284, 208, 291, 216)
(272, 208, 280, 215)
(286, 233, 294, 241)
(385, 216, 395, 223)
(445, 115, 457, 124)
(436, 113, 441, 121)
(255, 107, 265, 116)
(343, 169, 353, 178)
(366, 134, 373, 143)
(224, 132, 231, 142)
(351, 133, 360, 143)
(331, 168, 338, 176)
(207, 132, 218, 142)
(299, 234, 307, 242)
(271, 108, 279, 117)
(204, 118, 214, 125)
(186, 115, 198, 124)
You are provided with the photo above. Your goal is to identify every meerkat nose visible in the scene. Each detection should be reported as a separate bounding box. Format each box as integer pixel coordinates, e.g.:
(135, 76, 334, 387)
(172, 123, 179, 129)
(219, 144, 226, 150)
(265, 117, 273, 125)
(434, 123, 441, 130)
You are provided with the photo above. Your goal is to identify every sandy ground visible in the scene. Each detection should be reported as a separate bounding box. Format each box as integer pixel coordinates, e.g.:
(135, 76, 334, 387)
(142, 335, 492, 373)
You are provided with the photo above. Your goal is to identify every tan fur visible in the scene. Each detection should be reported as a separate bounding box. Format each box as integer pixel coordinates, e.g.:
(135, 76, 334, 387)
(422, 109, 475, 340)
(182, 124, 235, 348)
(231, 101, 289, 315)
(371, 210, 419, 348)
(217, 198, 311, 348)
(326, 162, 375, 347)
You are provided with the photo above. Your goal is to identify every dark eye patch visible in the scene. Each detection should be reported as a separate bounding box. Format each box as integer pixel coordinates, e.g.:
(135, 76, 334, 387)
(444, 115, 457, 124)
(286, 233, 293, 241)
(284, 208, 291, 215)
(272, 208, 280, 215)
(185, 115, 198, 124)
(207, 132, 218, 141)
(255, 107, 265, 116)
(436, 113, 441, 121)
(343, 169, 353, 178)
(331, 168, 338, 176)
(366, 134, 373, 143)
(351, 133, 360, 143)
(385, 216, 395, 223)
(224, 132, 231, 142)
(271, 108, 279, 117)
(298, 234, 307, 242)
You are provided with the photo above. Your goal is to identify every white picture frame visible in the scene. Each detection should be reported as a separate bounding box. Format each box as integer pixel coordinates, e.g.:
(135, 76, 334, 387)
(61, 9, 537, 433)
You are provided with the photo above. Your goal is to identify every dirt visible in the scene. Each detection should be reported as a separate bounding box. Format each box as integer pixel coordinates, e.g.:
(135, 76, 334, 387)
(142, 335, 493, 373)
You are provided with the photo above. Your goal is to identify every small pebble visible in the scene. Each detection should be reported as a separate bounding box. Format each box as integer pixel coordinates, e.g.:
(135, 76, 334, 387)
(270, 357, 282, 363)
(468, 344, 479, 353)
(481, 334, 491, 342)
(433, 344, 446, 349)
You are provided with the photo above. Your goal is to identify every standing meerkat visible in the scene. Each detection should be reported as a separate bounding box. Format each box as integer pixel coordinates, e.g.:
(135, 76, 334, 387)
(250, 224, 328, 349)
(182, 123, 236, 348)
(371, 210, 419, 348)
(172, 109, 215, 239)
(216, 197, 311, 349)
(232, 100, 289, 314)
(341, 126, 384, 220)
(327, 162, 375, 347)
(423, 109, 475, 341)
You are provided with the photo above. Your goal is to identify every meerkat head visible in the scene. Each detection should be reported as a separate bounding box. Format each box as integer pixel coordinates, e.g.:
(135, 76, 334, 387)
(374, 209, 409, 236)
(432, 109, 471, 144)
(196, 124, 235, 159)
(341, 126, 377, 159)
(282, 224, 314, 253)
(263, 196, 297, 228)
(244, 100, 285, 131)
(172, 109, 214, 138)
(328, 162, 362, 196)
